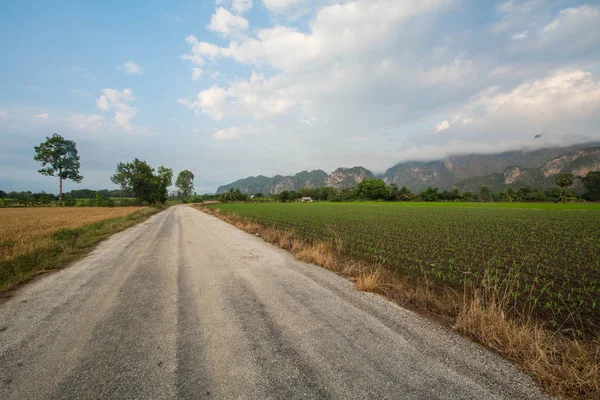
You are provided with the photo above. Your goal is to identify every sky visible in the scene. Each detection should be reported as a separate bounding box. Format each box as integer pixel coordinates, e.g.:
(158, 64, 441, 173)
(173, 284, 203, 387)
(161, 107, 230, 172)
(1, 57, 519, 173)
(1, 0, 599, 194)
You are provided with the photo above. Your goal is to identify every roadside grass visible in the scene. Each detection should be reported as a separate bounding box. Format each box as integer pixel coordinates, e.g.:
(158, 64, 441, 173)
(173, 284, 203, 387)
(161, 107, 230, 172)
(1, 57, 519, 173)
(194, 204, 600, 399)
(0, 207, 162, 292)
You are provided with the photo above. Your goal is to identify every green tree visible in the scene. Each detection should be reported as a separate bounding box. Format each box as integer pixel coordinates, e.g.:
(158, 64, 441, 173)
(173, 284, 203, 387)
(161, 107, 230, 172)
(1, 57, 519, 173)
(175, 170, 195, 203)
(420, 187, 439, 202)
(154, 166, 173, 204)
(479, 186, 491, 202)
(581, 171, 600, 201)
(111, 159, 157, 205)
(33, 133, 83, 201)
(397, 186, 413, 201)
(356, 178, 389, 200)
(555, 172, 575, 203)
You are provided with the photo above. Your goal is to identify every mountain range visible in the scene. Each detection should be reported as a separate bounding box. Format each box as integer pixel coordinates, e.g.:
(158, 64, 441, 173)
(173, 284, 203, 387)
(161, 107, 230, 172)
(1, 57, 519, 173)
(216, 143, 600, 195)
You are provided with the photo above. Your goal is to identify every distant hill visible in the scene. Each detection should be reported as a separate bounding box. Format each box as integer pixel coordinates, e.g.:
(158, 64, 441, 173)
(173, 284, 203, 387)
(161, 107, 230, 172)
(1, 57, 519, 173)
(216, 143, 600, 194)
(216, 167, 372, 194)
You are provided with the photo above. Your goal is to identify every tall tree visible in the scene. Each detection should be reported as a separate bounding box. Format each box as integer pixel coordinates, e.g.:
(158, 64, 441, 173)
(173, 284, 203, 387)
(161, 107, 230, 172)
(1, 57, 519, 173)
(33, 133, 83, 201)
(175, 170, 195, 203)
(154, 166, 173, 204)
(110, 159, 156, 205)
(555, 172, 575, 203)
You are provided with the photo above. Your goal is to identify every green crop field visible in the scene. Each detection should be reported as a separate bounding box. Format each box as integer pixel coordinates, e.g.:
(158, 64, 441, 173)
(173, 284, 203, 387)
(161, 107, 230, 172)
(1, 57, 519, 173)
(208, 202, 600, 336)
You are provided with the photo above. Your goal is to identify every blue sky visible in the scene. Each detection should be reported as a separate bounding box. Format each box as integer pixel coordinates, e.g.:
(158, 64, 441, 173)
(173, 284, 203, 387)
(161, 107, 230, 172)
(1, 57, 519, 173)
(1, 0, 599, 194)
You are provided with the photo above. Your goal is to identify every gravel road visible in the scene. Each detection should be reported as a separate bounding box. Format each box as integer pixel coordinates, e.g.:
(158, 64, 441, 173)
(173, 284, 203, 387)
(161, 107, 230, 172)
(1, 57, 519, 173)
(0, 205, 548, 399)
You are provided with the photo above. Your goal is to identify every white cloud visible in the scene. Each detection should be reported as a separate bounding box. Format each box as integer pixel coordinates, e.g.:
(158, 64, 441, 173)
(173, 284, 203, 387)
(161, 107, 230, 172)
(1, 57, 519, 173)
(213, 126, 241, 140)
(181, 36, 232, 67)
(232, 0, 253, 14)
(0, 109, 8, 118)
(68, 88, 91, 97)
(488, 66, 512, 76)
(435, 120, 450, 132)
(182, 0, 457, 122)
(185, 0, 457, 73)
(441, 69, 600, 139)
(537, 5, 600, 49)
(512, 30, 527, 40)
(35, 113, 49, 119)
(66, 114, 105, 131)
(462, 118, 473, 124)
(179, 86, 228, 120)
(96, 89, 146, 133)
(192, 67, 203, 80)
(72, 66, 85, 72)
(421, 56, 474, 85)
(262, 0, 311, 19)
(207, 7, 249, 37)
(117, 61, 142, 75)
(216, 0, 253, 15)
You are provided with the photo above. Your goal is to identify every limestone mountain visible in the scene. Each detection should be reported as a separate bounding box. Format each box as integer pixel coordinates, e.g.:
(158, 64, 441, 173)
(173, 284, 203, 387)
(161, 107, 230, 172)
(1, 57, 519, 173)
(383, 143, 600, 192)
(216, 143, 600, 194)
(216, 167, 372, 195)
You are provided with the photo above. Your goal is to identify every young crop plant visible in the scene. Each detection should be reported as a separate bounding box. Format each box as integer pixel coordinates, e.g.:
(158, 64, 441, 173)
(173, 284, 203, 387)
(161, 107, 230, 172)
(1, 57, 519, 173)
(208, 202, 600, 337)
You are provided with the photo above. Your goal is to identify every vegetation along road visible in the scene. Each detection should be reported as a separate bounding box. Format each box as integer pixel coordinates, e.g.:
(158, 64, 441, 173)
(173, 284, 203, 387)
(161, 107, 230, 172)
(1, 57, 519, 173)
(0, 205, 547, 399)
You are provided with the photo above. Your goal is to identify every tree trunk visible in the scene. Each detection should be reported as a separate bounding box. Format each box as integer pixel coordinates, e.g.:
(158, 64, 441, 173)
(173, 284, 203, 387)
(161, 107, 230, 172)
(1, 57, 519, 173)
(59, 169, 63, 202)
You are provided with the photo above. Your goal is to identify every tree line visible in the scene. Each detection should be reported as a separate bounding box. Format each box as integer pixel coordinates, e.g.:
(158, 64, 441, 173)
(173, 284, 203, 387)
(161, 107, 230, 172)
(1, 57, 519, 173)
(215, 172, 600, 203)
(1, 133, 197, 207)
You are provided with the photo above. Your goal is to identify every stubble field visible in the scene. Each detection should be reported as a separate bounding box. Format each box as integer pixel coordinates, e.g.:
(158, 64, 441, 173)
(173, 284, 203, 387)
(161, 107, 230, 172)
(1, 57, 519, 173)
(0, 206, 157, 291)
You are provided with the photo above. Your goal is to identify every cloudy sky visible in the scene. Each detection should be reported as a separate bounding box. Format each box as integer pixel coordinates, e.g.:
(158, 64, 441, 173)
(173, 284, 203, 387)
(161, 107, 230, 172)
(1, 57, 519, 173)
(1, 0, 599, 194)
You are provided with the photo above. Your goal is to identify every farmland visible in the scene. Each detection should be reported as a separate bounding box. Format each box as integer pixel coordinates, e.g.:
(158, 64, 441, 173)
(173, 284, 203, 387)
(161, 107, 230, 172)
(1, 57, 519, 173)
(0, 207, 158, 290)
(207, 202, 600, 336)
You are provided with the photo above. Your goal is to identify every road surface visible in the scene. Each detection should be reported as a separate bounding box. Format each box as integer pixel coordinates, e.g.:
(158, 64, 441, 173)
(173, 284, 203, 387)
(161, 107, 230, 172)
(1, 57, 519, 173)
(0, 205, 547, 399)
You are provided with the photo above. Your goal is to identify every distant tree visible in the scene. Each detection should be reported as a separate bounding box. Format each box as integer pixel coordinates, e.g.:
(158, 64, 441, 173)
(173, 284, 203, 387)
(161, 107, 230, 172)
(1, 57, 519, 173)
(463, 191, 473, 201)
(33, 133, 83, 201)
(506, 188, 518, 202)
(397, 186, 413, 201)
(175, 170, 195, 203)
(479, 186, 491, 202)
(153, 166, 173, 204)
(254, 192, 264, 198)
(582, 171, 600, 201)
(389, 184, 400, 201)
(217, 188, 249, 202)
(111, 159, 158, 205)
(555, 172, 575, 203)
(356, 178, 389, 200)
(279, 190, 301, 202)
(324, 187, 338, 201)
(0, 190, 6, 198)
(420, 187, 439, 202)
(299, 187, 315, 198)
(338, 187, 357, 201)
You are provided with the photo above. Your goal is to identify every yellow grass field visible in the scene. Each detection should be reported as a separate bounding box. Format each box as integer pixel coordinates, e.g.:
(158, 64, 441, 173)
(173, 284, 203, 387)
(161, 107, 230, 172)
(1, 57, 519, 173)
(0, 207, 144, 264)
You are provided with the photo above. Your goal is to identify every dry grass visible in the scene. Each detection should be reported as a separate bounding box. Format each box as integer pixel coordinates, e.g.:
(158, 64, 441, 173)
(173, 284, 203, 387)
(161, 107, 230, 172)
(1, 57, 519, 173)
(195, 204, 600, 399)
(0, 207, 158, 291)
(0, 207, 145, 264)
(354, 268, 387, 292)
